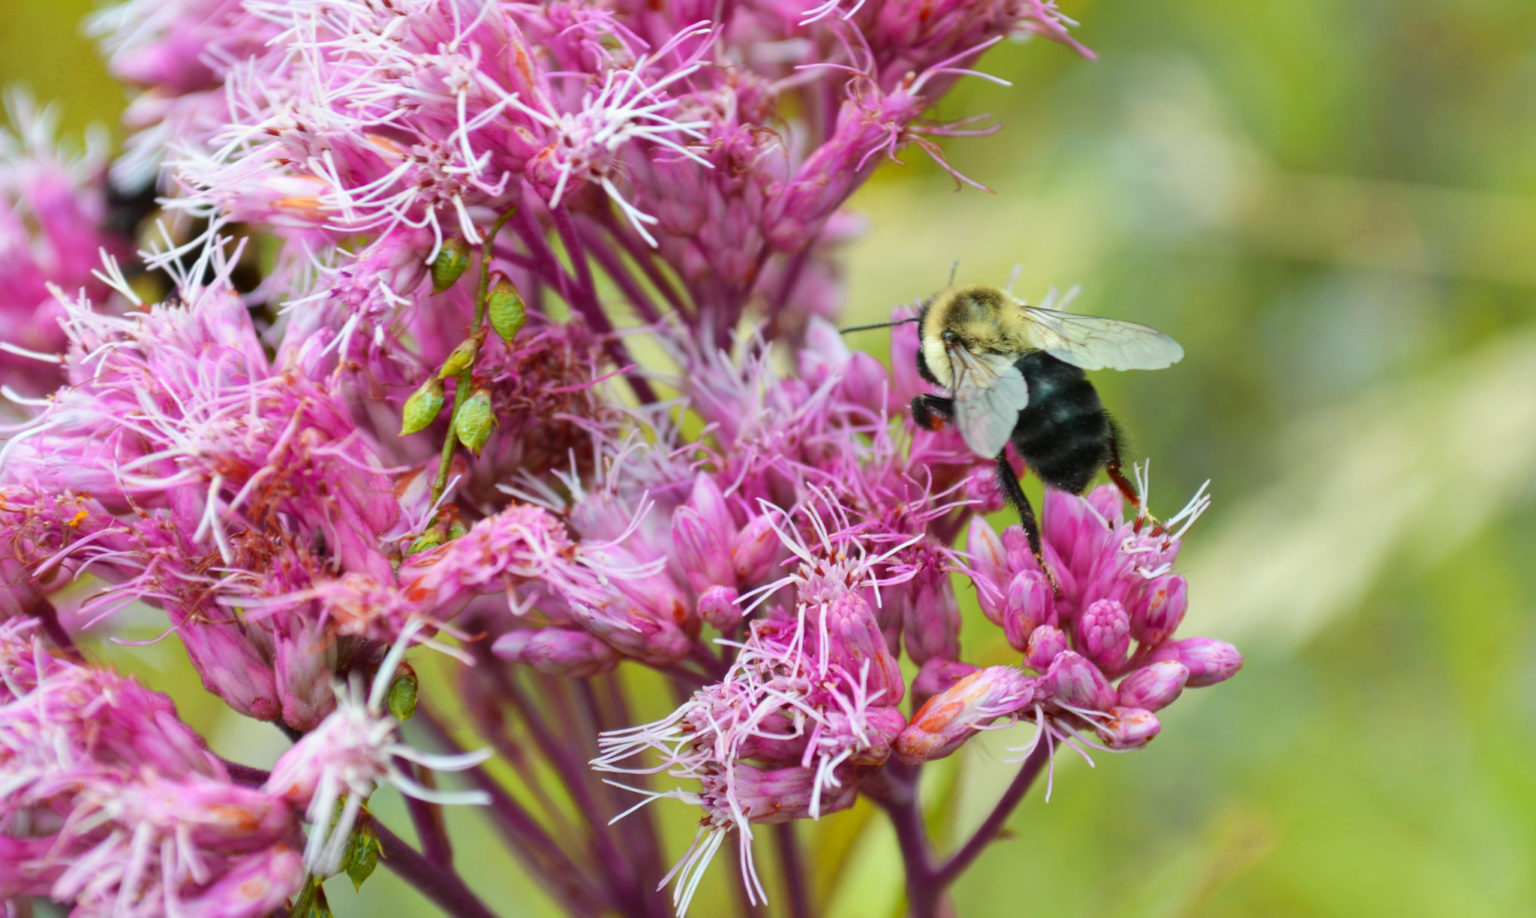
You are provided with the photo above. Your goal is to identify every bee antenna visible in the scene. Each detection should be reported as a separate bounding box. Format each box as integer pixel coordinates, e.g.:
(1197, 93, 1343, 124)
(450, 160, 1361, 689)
(838, 317, 922, 335)
(948, 260, 959, 287)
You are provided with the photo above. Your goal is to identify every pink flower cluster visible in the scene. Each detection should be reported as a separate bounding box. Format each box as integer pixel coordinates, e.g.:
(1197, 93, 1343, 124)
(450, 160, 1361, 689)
(0, 1, 1245, 916)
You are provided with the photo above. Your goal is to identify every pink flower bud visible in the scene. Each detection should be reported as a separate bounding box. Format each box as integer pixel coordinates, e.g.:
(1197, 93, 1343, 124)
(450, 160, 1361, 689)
(820, 592, 905, 705)
(901, 570, 960, 665)
(1133, 574, 1188, 645)
(1002, 570, 1056, 652)
(687, 473, 736, 542)
(1098, 706, 1161, 750)
(961, 465, 1006, 514)
(492, 628, 619, 677)
(573, 602, 692, 666)
(176, 617, 282, 722)
(1076, 599, 1131, 674)
(895, 666, 1038, 764)
(1149, 638, 1244, 687)
(1115, 661, 1189, 712)
(1024, 624, 1068, 670)
(701, 763, 858, 825)
(697, 584, 743, 630)
(967, 515, 1008, 584)
(672, 505, 734, 594)
(274, 620, 338, 731)
(853, 705, 909, 766)
(839, 352, 890, 412)
(912, 658, 980, 701)
(730, 513, 782, 584)
(1041, 651, 1116, 711)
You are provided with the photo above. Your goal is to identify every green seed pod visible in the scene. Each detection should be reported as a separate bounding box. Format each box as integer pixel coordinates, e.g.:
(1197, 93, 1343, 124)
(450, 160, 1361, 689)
(405, 530, 444, 556)
(454, 387, 495, 455)
(438, 337, 480, 379)
(386, 664, 418, 722)
(344, 820, 381, 891)
(431, 237, 471, 293)
(399, 376, 445, 436)
(486, 275, 526, 345)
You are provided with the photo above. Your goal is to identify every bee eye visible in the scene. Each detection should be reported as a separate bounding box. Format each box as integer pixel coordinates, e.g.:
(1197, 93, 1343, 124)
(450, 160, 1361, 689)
(942, 330, 956, 343)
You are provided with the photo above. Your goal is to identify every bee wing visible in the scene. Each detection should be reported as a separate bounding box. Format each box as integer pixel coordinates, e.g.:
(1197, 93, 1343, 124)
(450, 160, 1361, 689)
(950, 347, 1030, 458)
(1017, 306, 1184, 371)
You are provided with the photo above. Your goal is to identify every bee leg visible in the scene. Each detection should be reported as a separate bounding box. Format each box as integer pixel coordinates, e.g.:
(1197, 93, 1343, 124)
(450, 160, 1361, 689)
(993, 453, 1060, 594)
(1104, 427, 1166, 535)
(911, 394, 954, 431)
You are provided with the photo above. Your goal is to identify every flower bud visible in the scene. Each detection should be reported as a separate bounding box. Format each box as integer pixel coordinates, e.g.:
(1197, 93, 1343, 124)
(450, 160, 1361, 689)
(1041, 650, 1115, 711)
(901, 571, 960, 665)
(1098, 706, 1161, 749)
(1001, 570, 1055, 651)
(697, 584, 742, 630)
(820, 592, 904, 705)
(687, 473, 736, 542)
(731, 513, 782, 583)
(1023, 624, 1068, 670)
(485, 274, 526, 345)
(912, 658, 979, 701)
(673, 506, 734, 594)
(439, 337, 480, 379)
(573, 602, 691, 666)
(1076, 598, 1131, 674)
(399, 376, 444, 436)
(1133, 574, 1187, 645)
(453, 387, 495, 455)
(1115, 661, 1188, 711)
(895, 666, 1038, 764)
(701, 763, 858, 824)
(431, 237, 471, 293)
(492, 627, 620, 677)
(1149, 637, 1243, 687)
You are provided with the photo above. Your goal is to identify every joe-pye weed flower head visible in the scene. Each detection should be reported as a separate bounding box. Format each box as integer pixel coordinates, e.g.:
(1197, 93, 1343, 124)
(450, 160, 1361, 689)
(0, 1, 1243, 916)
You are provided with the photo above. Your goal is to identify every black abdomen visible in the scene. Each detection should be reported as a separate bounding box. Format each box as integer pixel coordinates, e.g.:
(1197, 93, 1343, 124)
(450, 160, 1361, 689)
(1011, 352, 1111, 494)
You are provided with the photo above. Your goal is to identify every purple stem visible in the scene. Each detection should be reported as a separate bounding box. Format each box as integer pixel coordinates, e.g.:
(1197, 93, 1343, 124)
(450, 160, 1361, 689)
(597, 674, 669, 892)
(549, 208, 661, 405)
(415, 707, 606, 915)
(931, 738, 1052, 886)
(494, 662, 642, 909)
(397, 760, 455, 866)
(600, 214, 689, 319)
(374, 821, 499, 918)
(875, 770, 941, 918)
(218, 758, 270, 786)
(30, 597, 75, 653)
(575, 219, 665, 325)
(773, 823, 814, 918)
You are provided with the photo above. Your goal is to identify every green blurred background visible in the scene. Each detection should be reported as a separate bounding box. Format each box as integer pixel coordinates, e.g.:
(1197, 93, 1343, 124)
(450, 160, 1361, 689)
(6, 1, 1535, 915)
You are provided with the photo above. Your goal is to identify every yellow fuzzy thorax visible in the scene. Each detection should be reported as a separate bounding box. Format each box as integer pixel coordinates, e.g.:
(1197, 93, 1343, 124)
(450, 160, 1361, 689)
(919, 285, 1034, 388)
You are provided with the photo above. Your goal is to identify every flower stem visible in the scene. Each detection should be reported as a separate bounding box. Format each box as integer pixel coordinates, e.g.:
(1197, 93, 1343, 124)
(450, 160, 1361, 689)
(431, 205, 519, 504)
(374, 821, 499, 918)
(773, 822, 814, 918)
(932, 739, 1052, 886)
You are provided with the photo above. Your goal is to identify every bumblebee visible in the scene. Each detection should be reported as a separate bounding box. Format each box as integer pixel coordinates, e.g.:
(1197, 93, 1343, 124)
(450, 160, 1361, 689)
(847, 283, 1183, 572)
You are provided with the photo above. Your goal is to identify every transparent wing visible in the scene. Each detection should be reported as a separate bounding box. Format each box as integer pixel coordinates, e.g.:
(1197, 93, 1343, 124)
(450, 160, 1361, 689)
(1018, 306, 1184, 371)
(950, 347, 1030, 458)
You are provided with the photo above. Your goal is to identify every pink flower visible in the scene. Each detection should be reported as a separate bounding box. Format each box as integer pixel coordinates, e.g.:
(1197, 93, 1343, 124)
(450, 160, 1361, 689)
(0, 621, 305, 914)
